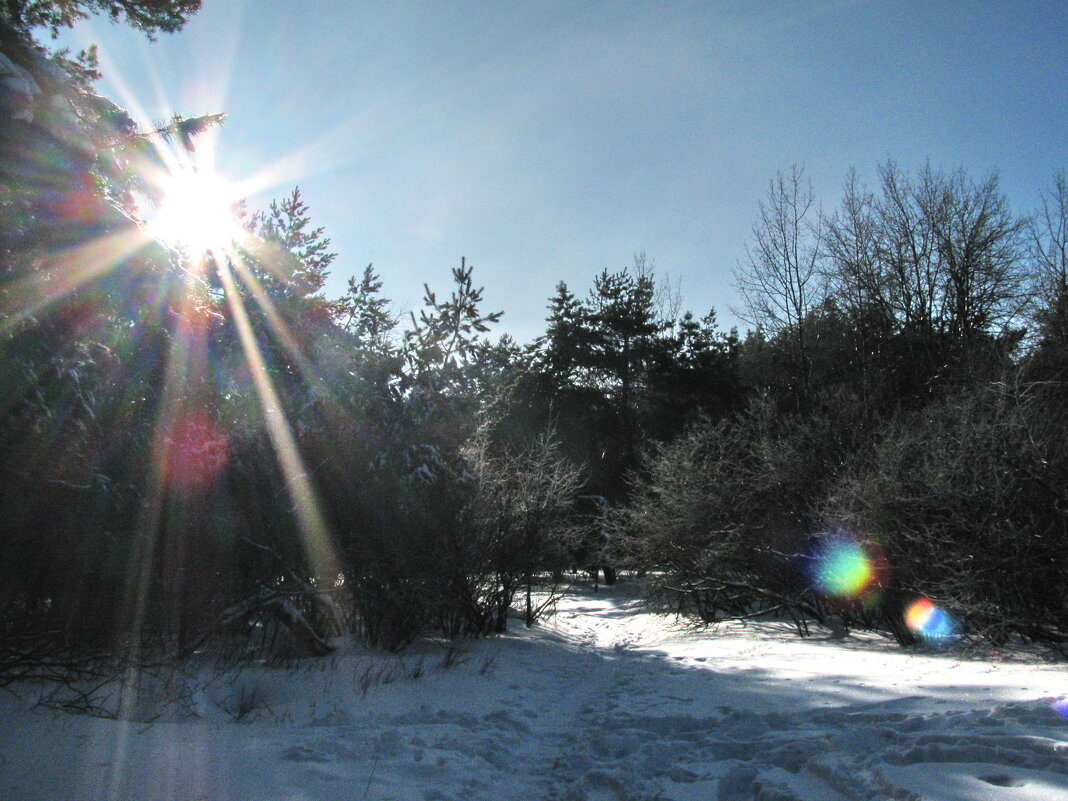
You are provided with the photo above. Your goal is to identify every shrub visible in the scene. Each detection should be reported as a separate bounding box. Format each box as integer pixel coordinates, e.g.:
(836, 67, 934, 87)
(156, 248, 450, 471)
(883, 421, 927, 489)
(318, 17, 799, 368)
(829, 379, 1068, 643)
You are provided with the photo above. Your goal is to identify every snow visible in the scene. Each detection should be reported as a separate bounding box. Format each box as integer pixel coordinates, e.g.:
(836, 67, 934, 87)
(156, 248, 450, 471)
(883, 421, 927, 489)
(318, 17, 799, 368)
(1, 579, 1065, 800)
(0, 52, 41, 123)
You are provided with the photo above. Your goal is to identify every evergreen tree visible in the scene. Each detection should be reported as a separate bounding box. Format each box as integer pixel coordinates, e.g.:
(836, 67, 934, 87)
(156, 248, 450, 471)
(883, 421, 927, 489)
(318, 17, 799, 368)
(645, 309, 740, 441)
(337, 263, 398, 354)
(403, 257, 502, 396)
(537, 281, 590, 390)
(1, 0, 200, 36)
(585, 259, 665, 471)
(0, 0, 221, 664)
(246, 188, 335, 303)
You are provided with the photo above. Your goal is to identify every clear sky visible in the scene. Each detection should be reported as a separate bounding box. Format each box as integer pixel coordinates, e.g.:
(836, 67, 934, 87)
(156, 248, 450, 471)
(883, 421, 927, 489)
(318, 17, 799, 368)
(60, 0, 1068, 343)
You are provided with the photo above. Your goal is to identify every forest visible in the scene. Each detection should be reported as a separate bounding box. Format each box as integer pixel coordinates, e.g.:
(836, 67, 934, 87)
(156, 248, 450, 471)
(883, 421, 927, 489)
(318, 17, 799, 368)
(2, 1, 1066, 694)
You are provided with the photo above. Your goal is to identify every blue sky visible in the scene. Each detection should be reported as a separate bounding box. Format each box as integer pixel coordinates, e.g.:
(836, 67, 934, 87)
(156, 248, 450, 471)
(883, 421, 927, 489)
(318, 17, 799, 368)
(60, 0, 1068, 343)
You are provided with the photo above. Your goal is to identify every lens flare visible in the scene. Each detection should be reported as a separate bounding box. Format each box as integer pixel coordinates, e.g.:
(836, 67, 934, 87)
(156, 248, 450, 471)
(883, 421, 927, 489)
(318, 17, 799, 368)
(216, 257, 341, 585)
(148, 166, 243, 255)
(812, 535, 883, 598)
(1052, 699, 1068, 721)
(905, 598, 957, 643)
(159, 411, 229, 490)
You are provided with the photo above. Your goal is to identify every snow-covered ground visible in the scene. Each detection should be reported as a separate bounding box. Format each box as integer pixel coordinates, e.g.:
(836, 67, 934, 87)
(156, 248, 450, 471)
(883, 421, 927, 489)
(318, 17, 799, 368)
(2, 579, 1066, 800)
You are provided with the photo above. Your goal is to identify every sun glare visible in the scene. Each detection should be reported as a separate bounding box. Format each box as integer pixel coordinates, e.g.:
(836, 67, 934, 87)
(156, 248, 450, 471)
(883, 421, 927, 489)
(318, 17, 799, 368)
(149, 166, 243, 255)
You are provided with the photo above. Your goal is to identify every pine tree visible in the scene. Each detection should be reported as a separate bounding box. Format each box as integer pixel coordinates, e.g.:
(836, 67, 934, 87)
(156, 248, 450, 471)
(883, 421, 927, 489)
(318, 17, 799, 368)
(337, 263, 398, 354)
(586, 260, 664, 467)
(1, 0, 201, 36)
(246, 188, 335, 301)
(537, 281, 590, 390)
(403, 257, 502, 393)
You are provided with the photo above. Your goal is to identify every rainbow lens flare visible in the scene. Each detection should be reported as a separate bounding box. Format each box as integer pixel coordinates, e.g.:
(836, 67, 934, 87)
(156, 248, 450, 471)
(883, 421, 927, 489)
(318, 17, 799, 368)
(1052, 699, 1068, 722)
(813, 536, 877, 598)
(905, 598, 957, 643)
(161, 411, 229, 490)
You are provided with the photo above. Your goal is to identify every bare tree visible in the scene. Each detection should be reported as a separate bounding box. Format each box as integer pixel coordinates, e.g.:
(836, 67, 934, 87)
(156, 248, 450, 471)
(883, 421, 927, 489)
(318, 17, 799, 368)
(824, 162, 1029, 343)
(464, 426, 583, 632)
(734, 165, 824, 395)
(875, 161, 943, 333)
(920, 166, 1029, 341)
(823, 170, 889, 326)
(821, 170, 896, 416)
(1030, 170, 1068, 344)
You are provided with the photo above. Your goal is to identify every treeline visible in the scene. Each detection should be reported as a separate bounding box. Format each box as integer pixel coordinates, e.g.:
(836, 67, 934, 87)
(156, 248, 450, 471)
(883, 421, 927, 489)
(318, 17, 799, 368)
(2, 3, 1066, 683)
(0, 3, 598, 668)
(620, 165, 1068, 647)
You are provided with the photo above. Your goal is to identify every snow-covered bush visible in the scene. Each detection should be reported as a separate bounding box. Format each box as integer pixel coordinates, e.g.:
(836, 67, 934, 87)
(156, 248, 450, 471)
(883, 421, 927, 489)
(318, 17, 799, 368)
(617, 398, 827, 626)
(830, 380, 1068, 644)
(460, 427, 583, 631)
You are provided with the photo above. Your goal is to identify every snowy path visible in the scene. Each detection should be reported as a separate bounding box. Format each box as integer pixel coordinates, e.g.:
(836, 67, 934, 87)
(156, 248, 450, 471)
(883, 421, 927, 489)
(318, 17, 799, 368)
(536, 587, 1068, 801)
(1, 580, 1066, 800)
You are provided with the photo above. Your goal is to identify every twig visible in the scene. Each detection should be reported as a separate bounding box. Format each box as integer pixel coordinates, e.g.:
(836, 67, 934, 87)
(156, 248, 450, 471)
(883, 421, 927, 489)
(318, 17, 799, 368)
(362, 754, 379, 800)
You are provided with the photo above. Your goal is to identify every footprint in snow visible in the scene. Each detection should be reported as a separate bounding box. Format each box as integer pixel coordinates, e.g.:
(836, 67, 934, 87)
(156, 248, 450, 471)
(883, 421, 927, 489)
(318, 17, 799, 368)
(980, 774, 1025, 788)
(279, 745, 330, 763)
(717, 762, 759, 801)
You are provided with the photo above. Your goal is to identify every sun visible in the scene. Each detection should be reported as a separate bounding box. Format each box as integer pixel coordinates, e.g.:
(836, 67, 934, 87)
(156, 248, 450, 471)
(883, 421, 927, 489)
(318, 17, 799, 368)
(149, 165, 244, 255)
